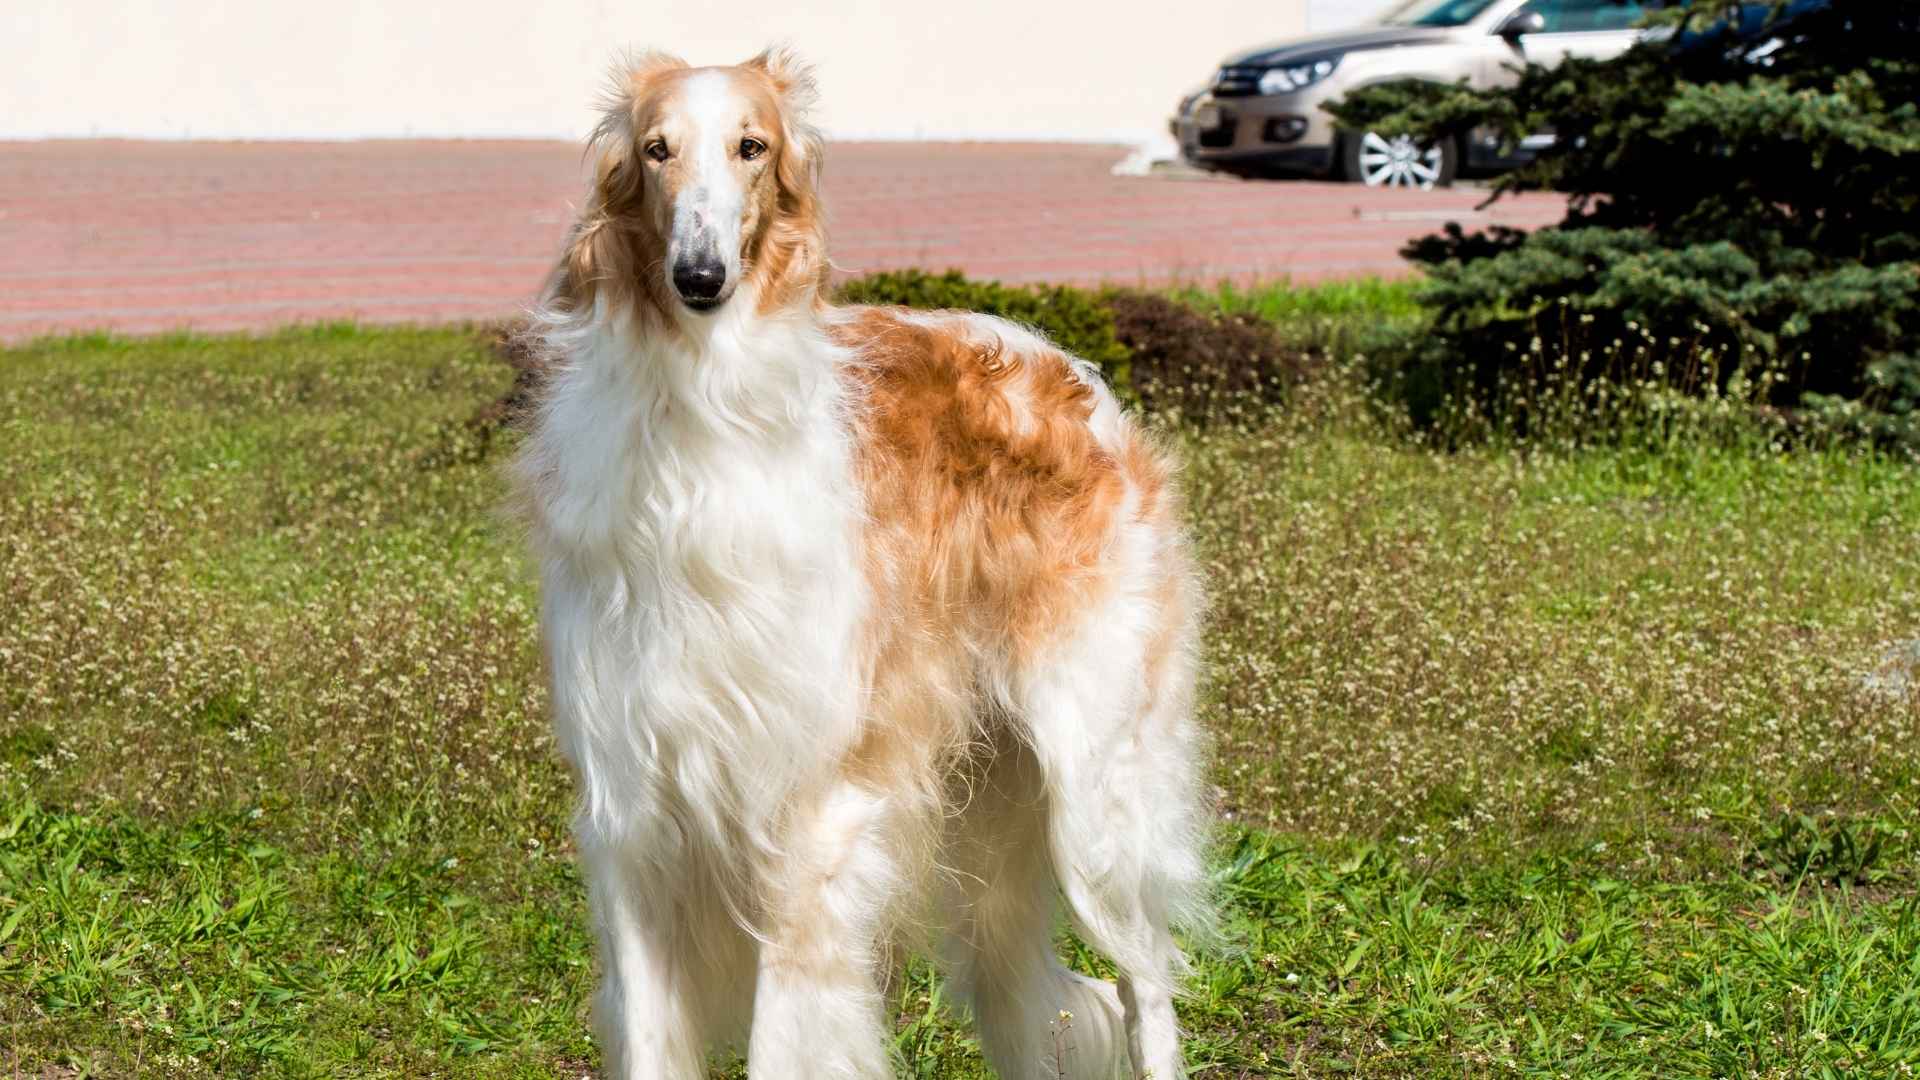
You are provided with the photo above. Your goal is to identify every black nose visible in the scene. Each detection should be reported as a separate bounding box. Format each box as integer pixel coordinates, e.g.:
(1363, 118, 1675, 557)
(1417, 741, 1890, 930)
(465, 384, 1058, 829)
(672, 260, 726, 303)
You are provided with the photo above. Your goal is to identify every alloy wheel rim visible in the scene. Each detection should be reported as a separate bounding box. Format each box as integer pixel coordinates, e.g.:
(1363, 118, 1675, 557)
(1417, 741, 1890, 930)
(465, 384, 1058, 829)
(1358, 131, 1443, 189)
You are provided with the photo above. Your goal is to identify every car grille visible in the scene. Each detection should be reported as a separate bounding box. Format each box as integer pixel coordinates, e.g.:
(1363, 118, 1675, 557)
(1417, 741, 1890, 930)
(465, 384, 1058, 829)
(1213, 66, 1263, 98)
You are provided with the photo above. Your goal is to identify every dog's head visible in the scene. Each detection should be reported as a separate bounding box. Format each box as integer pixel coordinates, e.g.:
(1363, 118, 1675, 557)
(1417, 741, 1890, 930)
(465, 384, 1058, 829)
(557, 49, 827, 321)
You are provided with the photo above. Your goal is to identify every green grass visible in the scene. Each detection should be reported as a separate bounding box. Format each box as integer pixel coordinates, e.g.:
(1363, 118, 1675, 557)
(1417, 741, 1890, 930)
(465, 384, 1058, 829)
(1175, 277, 1424, 326)
(1152, 272, 1428, 365)
(3, 305, 1918, 1078)
(1172, 276, 1425, 358)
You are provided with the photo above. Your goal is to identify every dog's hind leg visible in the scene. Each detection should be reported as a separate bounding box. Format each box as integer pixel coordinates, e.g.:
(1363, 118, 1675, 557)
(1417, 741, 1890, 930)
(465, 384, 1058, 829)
(945, 740, 1130, 1080)
(1002, 565, 1212, 1080)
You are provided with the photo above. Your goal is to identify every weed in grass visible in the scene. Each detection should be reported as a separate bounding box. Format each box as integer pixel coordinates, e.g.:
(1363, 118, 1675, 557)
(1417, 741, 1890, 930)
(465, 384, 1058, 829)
(1747, 813, 1907, 887)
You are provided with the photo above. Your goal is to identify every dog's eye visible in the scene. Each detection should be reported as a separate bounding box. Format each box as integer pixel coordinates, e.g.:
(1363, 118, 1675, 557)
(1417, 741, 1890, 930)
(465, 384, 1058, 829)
(739, 137, 767, 161)
(644, 140, 670, 163)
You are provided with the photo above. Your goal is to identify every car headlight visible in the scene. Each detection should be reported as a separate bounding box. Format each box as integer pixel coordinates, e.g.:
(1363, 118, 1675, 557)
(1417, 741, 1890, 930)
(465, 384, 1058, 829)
(1258, 57, 1338, 95)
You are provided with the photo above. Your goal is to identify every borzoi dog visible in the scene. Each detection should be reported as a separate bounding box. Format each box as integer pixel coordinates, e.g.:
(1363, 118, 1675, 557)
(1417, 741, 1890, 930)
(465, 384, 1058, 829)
(513, 48, 1212, 1079)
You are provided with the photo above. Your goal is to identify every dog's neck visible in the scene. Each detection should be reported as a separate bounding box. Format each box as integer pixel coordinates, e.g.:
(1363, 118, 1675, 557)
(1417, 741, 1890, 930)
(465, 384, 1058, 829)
(571, 281, 841, 441)
(521, 277, 853, 579)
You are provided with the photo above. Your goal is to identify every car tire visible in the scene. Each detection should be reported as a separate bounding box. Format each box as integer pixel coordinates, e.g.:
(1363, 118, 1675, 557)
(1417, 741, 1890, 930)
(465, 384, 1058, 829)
(1338, 129, 1458, 189)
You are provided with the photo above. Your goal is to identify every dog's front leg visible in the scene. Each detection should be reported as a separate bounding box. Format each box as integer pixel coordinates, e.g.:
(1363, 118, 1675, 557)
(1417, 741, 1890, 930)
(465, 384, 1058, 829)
(747, 781, 898, 1079)
(584, 844, 711, 1080)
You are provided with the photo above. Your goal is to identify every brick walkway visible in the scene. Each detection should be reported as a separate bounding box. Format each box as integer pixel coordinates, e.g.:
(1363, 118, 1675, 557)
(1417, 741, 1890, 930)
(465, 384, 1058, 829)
(0, 140, 1567, 340)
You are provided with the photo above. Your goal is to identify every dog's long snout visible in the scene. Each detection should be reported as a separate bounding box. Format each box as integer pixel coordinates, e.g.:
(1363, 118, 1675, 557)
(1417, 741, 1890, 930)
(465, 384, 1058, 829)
(667, 169, 741, 314)
(672, 256, 727, 307)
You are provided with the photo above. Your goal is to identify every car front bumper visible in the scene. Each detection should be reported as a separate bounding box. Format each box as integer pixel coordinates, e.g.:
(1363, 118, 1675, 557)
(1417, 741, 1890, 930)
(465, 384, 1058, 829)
(1170, 89, 1340, 176)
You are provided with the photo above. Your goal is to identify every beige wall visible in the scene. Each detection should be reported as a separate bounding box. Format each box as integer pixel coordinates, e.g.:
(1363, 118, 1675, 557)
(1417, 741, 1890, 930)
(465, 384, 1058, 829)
(1310, 0, 1400, 29)
(8, 1, 1315, 143)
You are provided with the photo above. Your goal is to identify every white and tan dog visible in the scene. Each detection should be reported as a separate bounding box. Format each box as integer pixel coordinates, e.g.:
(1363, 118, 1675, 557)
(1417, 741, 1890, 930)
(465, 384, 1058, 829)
(514, 48, 1212, 1079)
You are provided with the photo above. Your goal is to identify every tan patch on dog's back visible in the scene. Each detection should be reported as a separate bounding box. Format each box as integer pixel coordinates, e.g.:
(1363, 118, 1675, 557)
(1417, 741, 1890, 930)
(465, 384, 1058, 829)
(833, 306, 1155, 658)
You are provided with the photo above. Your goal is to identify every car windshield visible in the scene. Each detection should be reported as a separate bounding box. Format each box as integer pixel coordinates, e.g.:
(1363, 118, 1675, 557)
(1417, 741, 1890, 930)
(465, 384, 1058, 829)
(1381, 0, 1507, 27)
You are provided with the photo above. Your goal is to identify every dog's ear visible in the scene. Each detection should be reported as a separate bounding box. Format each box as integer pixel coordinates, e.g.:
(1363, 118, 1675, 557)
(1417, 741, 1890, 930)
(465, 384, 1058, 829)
(744, 46, 818, 110)
(587, 50, 689, 214)
(740, 47, 829, 308)
(744, 47, 824, 212)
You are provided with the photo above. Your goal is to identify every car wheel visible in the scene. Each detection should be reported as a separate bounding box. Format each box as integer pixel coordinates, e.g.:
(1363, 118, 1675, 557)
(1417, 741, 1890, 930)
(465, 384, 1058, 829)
(1340, 129, 1457, 189)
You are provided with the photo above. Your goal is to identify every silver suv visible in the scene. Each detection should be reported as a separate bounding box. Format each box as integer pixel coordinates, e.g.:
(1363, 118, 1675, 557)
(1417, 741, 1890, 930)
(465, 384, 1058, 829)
(1171, 0, 1657, 187)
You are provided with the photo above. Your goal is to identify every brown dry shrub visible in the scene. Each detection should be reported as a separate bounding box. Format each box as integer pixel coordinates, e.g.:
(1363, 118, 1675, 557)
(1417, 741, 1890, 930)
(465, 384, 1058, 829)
(468, 321, 551, 437)
(1105, 290, 1313, 422)
(421, 322, 552, 470)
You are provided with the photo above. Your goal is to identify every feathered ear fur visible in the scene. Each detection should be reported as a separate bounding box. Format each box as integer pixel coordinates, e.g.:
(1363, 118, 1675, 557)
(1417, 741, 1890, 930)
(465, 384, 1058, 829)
(743, 48, 824, 219)
(588, 50, 688, 216)
(743, 47, 830, 310)
(548, 51, 688, 313)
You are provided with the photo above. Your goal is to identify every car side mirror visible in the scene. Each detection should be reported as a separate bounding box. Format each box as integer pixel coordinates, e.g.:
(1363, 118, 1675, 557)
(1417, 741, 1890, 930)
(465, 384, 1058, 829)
(1497, 10, 1547, 40)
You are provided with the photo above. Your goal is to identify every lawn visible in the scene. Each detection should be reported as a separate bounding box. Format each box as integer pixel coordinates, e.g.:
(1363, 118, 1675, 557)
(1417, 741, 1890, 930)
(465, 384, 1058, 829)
(3, 314, 1919, 1078)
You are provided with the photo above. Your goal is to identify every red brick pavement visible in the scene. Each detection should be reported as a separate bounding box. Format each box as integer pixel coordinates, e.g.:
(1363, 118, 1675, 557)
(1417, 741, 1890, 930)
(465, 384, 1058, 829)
(0, 140, 1567, 340)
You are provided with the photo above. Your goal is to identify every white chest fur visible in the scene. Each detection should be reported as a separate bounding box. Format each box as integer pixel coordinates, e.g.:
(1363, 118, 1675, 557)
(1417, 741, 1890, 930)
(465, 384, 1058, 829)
(522, 311, 867, 857)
